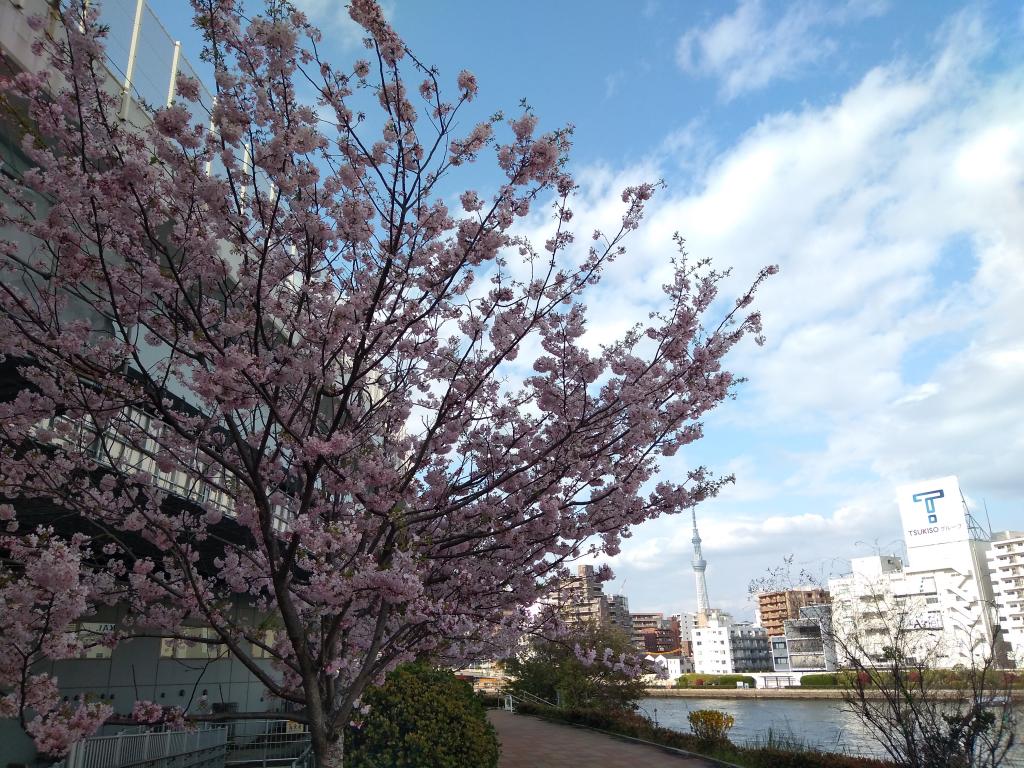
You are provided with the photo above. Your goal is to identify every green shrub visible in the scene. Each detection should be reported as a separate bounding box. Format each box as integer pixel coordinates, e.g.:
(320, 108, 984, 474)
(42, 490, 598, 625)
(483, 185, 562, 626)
(346, 663, 499, 768)
(687, 709, 735, 742)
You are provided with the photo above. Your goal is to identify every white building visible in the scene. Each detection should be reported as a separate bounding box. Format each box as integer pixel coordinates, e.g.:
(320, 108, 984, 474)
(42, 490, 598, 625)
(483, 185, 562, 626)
(693, 613, 771, 674)
(644, 653, 691, 684)
(771, 605, 838, 673)
(987, 531, 1024, 667)
(829, 476, 1006, 668)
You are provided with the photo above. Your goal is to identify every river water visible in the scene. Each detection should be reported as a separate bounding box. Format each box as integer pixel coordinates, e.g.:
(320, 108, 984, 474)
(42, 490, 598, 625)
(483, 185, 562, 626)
(639, 697, 1023, 766)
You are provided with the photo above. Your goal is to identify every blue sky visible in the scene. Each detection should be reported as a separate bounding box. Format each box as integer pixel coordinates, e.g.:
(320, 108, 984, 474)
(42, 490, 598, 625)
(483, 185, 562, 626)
(149, 0, 1024, 620)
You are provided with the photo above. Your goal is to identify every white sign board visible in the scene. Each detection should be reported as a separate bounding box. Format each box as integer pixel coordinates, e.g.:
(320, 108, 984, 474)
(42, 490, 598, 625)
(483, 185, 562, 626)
(897, 475, 969, 548)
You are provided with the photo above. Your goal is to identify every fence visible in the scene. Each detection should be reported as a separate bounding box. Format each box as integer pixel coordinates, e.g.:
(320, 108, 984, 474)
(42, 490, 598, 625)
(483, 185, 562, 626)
(224, 719, 311, 768)
(63, 726, 227, 768)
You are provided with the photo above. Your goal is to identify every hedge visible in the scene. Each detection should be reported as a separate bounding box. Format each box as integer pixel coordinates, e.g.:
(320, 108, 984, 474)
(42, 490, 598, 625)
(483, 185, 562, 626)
(800, 669, 1023, 689)
(674, 673, 758, 689)
(799, 673, 845, 688)
(513, 703, 890, 768)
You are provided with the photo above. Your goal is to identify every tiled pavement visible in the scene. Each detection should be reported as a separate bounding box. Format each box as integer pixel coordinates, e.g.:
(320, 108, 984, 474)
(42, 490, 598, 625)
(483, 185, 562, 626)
(488, 709, 720, 767)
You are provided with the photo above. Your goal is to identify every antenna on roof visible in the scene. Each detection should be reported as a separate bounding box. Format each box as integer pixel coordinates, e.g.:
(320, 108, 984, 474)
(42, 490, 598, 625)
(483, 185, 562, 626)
(960, 486, 986, 540)
(983, 499, 994, 538)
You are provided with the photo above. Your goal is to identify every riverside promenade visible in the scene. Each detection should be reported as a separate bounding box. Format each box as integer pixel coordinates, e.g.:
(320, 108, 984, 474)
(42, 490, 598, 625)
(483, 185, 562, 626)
(488, 710, 720, 767)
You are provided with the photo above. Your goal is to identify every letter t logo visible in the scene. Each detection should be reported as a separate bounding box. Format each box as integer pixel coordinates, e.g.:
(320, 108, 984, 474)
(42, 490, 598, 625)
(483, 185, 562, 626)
(912, 489, 944, 524)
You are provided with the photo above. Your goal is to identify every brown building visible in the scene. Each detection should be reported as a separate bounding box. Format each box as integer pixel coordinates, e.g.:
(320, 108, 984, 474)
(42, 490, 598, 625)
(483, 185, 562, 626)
(757, 587, 830, 638)
(630, 612, 681, 653)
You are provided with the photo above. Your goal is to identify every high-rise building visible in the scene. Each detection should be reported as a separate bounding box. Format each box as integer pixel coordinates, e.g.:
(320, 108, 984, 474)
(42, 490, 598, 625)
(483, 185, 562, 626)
(986, 531, 1024, 668)
(691, 509, 711, 623)
(606, 593, 634, 638)
(548, 565, 637, 638)
(757, 587, 831, 638)
(829, 476, 1008, 668)
(0, 2, 284, 763)
(548, 564, 610, 628)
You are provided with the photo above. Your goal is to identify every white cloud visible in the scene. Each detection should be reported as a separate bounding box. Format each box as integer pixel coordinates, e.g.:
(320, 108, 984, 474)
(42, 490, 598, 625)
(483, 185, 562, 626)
(676, 0, 888, 99)
(294, 0, 396, 49)
(544, 10, 1024, 615)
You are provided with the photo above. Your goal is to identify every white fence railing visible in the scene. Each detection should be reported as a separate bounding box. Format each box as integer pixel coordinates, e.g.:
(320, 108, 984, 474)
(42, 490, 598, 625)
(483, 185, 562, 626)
(503, 690, 557, 711)
(63, 726, 227, 768)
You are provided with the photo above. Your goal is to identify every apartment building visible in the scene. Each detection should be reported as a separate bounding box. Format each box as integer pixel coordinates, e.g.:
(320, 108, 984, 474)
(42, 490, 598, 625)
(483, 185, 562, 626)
(675, 611, 697, 657)
(546, 565, 642, 638)
(756, 587, 830, 638)
(770, 605, 837, 672)
(692, 613, 771, 675)
(987, 531, 1024, 667)
(607, 594, 635, 637)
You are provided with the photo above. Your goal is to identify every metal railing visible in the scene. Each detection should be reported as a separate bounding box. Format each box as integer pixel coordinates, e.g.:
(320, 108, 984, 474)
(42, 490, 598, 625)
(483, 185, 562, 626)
(224, 719, 311, 768)
(63, 726, 227, 768)
(503, 690, 557, 712)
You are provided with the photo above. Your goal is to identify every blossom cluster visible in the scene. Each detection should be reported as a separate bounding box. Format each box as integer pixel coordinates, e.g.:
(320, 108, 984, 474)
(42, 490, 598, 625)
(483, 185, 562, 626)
(0, 0, 772, 760)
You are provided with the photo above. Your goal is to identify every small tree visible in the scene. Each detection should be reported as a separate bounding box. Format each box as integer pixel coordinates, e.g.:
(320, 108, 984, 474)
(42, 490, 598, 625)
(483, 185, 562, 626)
(503, 624, 650, 711)
(0, 0, 773, 764)
(754, 557, 1017, 767)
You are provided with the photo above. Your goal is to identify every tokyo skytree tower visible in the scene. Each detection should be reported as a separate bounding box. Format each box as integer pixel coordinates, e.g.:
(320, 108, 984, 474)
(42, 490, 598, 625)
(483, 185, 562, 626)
(691, 508, 710, 621)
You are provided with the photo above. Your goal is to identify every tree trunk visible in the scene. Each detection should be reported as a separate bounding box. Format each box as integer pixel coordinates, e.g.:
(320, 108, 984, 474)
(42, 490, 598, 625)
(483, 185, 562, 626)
(310, 727, 344, 768)
(321, 739, 344, 768)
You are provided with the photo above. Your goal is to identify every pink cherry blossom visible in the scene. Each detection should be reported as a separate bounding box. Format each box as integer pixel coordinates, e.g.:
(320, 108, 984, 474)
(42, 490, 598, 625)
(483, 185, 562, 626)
(0, 0, 773, 763)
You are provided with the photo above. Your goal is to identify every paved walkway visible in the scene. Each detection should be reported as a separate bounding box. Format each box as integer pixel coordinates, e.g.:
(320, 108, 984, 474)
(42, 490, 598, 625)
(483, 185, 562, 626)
(488, 710, 719, 767)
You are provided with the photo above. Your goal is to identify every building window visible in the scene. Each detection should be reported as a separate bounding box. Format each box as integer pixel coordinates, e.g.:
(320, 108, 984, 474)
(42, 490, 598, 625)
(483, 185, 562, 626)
(251, 629, 281, 659)
(160, 627, 225, 659)
(77, 622, 116, 659)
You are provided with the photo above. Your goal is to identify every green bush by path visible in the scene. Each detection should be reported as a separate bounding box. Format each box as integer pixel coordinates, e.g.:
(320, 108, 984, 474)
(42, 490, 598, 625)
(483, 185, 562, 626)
(674, 673, 758, 689)
(513, 702, 890, 768)
(346, 663, 500, 768)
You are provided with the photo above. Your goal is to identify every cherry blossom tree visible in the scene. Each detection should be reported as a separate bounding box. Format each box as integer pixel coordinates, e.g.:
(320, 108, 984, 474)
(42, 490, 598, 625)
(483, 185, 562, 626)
(0, 0, 775, 764)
